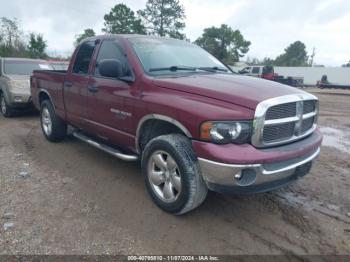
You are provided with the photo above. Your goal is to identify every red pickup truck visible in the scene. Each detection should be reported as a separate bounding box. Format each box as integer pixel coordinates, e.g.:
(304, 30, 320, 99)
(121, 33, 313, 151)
(30, 35, 322, 214)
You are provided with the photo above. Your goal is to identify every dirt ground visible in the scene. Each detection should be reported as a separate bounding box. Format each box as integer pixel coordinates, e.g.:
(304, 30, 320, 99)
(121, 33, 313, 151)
(0, 88, 349, 256)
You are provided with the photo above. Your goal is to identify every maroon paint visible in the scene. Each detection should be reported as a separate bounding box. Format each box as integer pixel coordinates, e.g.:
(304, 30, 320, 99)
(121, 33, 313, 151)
(31, 35, 321, 159)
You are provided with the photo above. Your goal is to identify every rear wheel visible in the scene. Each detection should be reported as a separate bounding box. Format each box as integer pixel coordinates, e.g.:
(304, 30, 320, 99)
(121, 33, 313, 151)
(0, 93, 13, 117)
(40, 100, 67, 142)
(142, 134, 208, 215)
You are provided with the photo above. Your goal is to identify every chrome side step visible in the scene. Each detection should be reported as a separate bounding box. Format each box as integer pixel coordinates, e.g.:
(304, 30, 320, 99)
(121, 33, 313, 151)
(72, 131, 138, 162)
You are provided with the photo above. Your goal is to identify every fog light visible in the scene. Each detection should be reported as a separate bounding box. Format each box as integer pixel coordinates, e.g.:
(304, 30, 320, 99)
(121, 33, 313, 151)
(235, 169, 257, 187)
(14, 96, 23, 102)
(234, 172, 242, 180)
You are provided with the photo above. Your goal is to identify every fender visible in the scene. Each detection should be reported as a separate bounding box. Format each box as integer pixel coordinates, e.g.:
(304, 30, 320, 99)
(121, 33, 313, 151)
(135, 114, 192, 153)
(37, 89, 56, 110)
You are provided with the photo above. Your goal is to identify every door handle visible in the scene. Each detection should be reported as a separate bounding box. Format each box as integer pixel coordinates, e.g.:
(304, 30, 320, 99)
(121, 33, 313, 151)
(88, 85, 99, 93)
(64, 81, 73, 88)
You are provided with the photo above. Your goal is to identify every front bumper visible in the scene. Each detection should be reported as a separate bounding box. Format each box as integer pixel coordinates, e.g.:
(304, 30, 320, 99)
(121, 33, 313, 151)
(198, 147, 320, 194)
(194, 130, 322, 194)
(7, 91, 32, 107)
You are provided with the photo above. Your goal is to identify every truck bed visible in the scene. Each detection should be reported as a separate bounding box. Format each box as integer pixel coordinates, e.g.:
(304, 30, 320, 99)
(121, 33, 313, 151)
(31, 70, 67, 118)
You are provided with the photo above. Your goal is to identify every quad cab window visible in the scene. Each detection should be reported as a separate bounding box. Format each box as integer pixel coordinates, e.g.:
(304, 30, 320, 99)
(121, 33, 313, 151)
(72, 41, 95, 75)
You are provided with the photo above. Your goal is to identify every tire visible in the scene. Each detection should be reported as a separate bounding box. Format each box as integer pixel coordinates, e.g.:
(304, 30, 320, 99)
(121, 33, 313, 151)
(40, 100, 67, 142)
(142, 134, 208, 215)
(0, 93, 13, 117)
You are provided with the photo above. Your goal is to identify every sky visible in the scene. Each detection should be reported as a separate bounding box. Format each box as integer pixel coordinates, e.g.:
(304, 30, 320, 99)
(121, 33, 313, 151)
(1, 0, 349, 66)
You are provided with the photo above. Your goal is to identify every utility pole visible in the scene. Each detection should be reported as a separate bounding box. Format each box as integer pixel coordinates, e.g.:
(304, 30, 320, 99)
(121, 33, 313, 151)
(310, 47, 316, 67)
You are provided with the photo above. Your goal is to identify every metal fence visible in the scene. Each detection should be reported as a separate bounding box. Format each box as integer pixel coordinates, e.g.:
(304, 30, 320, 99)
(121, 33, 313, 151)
(231, 66, 350, 86)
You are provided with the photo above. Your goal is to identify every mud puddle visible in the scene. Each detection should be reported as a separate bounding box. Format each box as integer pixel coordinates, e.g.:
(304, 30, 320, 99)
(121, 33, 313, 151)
(320, 126, 350, 154)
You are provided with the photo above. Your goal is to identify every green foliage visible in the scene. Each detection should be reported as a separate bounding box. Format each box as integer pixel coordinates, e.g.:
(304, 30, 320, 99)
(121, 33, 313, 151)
(195, 24, 251, 64)
(103, 4, 146, 35)
(342, 60, 350, 67)
(262, 57, 275, 66)
(75, 28, 96, 46)
(27, 33, 47, 59)
(138, 0, 186, 39)
(274, 41, 308, 66)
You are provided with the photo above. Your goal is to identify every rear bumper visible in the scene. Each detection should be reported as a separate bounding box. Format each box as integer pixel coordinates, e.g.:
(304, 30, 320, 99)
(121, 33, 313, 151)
(193, 130, 322, 194)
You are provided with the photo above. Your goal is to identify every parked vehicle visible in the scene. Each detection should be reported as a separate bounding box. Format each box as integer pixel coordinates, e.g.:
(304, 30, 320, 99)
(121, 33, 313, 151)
(48, 60, 69, 71)
(31, 35, 322, 214)
(0, 57, 53, 117)
(239, 65, 304, 87)
(317, 75, 350, 90)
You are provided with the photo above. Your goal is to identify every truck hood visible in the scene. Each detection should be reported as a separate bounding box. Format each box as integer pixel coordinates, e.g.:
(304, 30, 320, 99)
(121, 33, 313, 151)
(153, 74, 306, 109)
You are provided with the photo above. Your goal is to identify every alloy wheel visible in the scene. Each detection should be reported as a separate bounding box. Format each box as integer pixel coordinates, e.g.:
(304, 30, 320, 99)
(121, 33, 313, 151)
(147, 150, 182, 203)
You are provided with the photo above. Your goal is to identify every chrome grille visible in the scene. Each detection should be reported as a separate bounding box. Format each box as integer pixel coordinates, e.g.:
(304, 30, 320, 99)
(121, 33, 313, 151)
(301, 116, 315, 133)
(303, 100, 316, 114)
(263, 122, 295, 142)
(252, 94, 318, 148)
(265, 102, 296, 120)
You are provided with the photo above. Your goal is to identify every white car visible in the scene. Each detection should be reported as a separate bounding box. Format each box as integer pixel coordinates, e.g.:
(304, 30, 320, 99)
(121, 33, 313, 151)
(0, 57, 53, 117)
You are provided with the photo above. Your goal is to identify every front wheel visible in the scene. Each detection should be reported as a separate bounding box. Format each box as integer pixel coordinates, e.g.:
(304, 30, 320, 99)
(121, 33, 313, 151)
(40, 100, 67, 142)
(142, 134, 208, 215)
(0, 93, 13, 117)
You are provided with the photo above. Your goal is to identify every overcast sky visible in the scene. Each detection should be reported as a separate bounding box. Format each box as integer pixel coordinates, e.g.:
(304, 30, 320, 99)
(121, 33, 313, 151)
(1, 0, 349, 66)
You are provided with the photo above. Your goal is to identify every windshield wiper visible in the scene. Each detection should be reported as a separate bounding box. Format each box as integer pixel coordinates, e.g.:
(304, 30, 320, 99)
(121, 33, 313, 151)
(149, 66, 197, 72)
(198, 66, 228, 72)
(149, 65, 229, 73)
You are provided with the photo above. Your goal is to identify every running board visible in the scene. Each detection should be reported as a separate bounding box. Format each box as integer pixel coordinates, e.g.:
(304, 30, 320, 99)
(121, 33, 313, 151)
(72, 131, 138, 162)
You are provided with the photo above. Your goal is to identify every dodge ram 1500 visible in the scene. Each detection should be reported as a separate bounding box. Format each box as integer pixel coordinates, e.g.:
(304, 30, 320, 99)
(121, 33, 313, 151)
(30, 35, 322, 214)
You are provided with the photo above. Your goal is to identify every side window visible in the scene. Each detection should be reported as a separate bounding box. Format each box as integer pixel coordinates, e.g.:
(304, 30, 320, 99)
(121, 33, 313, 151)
(72, 41, 95, 75)
(95, 40, 130, 77)
(252, 67, 260, 74)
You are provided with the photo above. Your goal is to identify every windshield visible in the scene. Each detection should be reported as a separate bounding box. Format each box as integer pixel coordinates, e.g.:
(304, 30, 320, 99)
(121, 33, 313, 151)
(4, 60, 53, 75)
(129, 37, 230, 76)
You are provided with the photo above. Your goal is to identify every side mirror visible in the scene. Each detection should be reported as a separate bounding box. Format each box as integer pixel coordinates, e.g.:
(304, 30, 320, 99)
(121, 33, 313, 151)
(98, 59, 124, 78)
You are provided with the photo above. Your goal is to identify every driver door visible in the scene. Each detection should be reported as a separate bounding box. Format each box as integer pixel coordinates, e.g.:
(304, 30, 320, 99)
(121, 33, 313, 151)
(86, 39, 135, 149)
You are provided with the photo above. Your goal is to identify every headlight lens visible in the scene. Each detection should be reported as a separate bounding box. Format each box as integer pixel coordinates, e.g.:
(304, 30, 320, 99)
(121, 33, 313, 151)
(10, 80, 29, 89)
(200, 121, 252, 144)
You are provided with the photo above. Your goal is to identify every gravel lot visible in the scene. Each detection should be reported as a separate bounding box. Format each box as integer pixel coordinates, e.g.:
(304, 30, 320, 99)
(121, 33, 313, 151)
(0, 88, 349, 255)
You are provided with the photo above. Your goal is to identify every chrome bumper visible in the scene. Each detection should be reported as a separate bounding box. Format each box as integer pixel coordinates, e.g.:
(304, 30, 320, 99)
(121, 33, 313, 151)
(198, 147, 320, 188)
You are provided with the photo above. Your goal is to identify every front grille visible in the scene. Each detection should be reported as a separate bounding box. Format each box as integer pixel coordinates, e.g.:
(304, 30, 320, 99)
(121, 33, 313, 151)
(252, 96, 318, 147)
(263, 122, 295, 142)
(301, 116, 315, 133)
(303, 100, 316, 114)
(265, 102, 296, 120)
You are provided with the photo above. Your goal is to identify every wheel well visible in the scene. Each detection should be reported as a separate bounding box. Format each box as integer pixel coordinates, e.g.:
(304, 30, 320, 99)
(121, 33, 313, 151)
(39, 92, 50, 105)
(138, 119, 188, 151)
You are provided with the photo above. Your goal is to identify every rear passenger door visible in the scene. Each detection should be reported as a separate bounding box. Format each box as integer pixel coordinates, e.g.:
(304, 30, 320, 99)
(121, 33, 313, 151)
(64, 41, 96, 129)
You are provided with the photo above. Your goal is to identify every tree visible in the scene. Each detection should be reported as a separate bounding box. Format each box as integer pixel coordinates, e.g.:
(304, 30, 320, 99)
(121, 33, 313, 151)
(195, 24, 251, 64)
(27, 33, 47, 59)
(274, 41, 308, 66)
(262, 57, 275, 66)
(0, 17, 27, 57)
(103, 4, 146, 35)
(342, 60, 350, 67)
(138, 0, 186, 39)
(74, 28, 95, 46)
(0, 17, 20, 47)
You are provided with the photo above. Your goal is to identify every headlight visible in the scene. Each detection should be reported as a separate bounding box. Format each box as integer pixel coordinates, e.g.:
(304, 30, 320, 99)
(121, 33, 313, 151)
(10, 80, 29, 89)
(200, 121, 252, 144)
